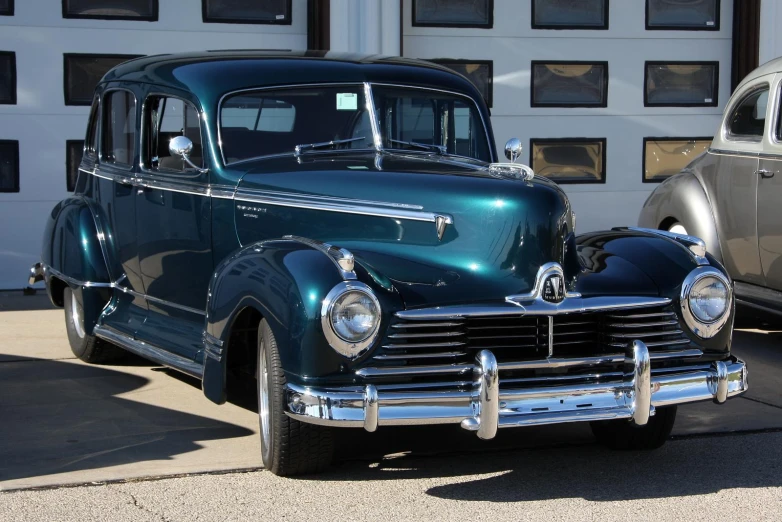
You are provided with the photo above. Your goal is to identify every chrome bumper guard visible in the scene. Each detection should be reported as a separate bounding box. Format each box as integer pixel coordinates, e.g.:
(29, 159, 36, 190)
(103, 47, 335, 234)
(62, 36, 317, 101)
(284, 341, 747, 439)
(28, 262, 44, 286)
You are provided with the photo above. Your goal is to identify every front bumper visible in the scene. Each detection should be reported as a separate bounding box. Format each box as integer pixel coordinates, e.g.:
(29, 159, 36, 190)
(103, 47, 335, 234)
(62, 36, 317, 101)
(284, 341, 747, 439)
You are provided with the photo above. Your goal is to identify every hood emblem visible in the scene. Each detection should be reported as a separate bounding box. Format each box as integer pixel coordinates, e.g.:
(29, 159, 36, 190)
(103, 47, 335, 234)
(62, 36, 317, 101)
(542, 274, 565, 303)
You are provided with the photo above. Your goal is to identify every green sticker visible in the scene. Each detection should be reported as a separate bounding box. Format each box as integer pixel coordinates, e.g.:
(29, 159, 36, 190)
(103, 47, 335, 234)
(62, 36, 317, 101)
(337, 93, 358, 111)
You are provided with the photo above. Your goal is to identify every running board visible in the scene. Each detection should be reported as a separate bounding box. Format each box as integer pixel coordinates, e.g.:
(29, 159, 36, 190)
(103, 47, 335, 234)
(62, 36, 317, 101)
(93, 325, 203, 379)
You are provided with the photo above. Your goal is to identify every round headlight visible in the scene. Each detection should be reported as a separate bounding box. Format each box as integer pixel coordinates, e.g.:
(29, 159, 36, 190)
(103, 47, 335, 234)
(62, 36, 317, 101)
(680, 267, 732, 338)
(321, 282, 381, 358)
(688, 276, 728, 323)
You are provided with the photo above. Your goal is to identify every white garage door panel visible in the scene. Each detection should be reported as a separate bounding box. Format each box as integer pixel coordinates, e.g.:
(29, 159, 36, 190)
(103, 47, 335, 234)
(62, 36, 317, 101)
(405, 35, 732, 117)
(405, 0, 733, 41)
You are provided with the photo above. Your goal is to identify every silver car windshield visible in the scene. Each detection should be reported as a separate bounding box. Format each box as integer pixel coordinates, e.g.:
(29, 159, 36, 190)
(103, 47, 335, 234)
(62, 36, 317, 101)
(219, 83, 491, 165)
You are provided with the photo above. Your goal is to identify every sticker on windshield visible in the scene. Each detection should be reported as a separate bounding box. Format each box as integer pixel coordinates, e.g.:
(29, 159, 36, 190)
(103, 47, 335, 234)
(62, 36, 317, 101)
(337, 93, 358, 111)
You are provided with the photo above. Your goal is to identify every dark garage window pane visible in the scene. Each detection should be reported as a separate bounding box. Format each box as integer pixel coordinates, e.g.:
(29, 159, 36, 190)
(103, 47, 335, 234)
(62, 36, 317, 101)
(647, 0, 718, 30)
(430, 60, 493, 107)
(203, 0, 291, 24)
(66, 140, 84, 192)
(413, 0, 492, 28)
(532, 0, 608, 29)
(63, 0, 157, 20)
(0, 140, 20, 192)
(0, 0, 13, 16)
(531, 138, 606, 184)
(643, 137, 711, 182)
(0, 51, 16, 104)
(645, 62, 718, 106)
(532, 62, 608, 107)
(64, 54, 142, 106)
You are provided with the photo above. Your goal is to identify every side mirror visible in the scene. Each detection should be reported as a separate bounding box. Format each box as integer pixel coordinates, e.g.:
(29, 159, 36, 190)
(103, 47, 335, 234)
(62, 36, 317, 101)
(504, 138, 523, 163)
(169, 136, 208, 173)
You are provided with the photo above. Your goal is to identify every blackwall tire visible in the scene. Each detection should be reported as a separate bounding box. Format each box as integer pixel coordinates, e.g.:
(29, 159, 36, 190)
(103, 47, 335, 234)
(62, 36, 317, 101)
(590, 406, 677, 450)
(257, 319, 333, 476)
(63, 287, 120, 363)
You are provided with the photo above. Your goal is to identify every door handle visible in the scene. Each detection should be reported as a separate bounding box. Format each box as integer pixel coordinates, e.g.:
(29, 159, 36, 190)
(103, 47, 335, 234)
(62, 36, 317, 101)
(757, 169, 776, 178)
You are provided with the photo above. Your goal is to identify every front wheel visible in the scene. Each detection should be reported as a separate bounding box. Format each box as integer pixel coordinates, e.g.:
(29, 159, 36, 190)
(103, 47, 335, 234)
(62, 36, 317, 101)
(257, 319, 333, 476)
(64, 286, 120, 363)
(590, 406, 677, 450)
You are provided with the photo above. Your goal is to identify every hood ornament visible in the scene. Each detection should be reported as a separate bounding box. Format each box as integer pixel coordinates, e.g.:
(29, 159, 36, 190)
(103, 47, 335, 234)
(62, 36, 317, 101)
(506, 262, 580, 306)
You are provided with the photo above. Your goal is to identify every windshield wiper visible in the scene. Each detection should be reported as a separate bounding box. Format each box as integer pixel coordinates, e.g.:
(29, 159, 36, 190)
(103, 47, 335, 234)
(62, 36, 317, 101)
(387, 139, 446, 155)
(294, 137, 367, 156)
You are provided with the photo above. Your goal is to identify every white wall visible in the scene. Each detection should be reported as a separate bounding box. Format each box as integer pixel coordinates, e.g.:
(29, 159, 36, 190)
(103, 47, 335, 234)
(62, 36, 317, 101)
(404, 0, 734, 234)
(0, 0, 308, 289)
(760, 0, 782, 65)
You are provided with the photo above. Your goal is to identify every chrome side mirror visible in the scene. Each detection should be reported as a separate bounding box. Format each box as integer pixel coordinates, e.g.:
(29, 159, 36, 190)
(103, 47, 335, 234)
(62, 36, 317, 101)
(169, 136, 208, 173)
(504, 138, 523, 163)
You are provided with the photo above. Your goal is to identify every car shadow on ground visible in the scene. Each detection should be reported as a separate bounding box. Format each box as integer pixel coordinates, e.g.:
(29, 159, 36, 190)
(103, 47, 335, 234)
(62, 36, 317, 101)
(0, 356, 253, 486)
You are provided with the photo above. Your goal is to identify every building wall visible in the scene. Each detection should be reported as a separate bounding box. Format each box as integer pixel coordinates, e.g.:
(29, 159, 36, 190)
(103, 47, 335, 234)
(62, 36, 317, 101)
(0, 0, 308, 289)
(403, 0, 734, 234)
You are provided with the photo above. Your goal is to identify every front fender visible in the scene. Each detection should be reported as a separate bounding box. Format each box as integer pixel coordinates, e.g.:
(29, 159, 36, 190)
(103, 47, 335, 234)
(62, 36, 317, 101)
(576, 229, 733, 355)
(637, 171, 723, 263)
(202, 239, 402, 404)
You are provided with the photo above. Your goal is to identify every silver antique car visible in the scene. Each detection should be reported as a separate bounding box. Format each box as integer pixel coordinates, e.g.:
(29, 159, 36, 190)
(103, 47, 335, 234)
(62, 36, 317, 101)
(639, 57, 782, 321)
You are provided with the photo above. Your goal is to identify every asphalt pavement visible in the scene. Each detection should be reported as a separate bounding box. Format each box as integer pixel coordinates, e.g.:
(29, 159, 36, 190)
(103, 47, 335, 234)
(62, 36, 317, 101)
(1, 291, 781, 520)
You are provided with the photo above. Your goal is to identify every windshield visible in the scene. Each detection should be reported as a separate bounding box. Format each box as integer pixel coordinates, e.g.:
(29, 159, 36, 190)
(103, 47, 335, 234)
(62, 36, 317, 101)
(219, 84, 491, 164)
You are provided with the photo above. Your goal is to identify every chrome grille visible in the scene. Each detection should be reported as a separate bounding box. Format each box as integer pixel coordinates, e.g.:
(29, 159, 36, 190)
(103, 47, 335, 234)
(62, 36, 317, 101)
(369, 305, 697, 374)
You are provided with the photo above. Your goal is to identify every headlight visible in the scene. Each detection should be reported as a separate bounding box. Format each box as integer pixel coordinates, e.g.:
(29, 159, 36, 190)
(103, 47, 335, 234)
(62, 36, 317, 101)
(321, 281, 381, 358)
(680, 267, 732, 338)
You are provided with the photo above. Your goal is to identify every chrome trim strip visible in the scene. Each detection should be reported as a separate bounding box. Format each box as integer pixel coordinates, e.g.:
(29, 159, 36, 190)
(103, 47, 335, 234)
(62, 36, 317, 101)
(395, 296, 673, 320)
(626, 227, 708, 265)
(45, 266, 113, 289)
(355, 364, 474, 377)
(283, 235, 356, 280)
(94, 325, 203, 378)
(373, 352, 467, 360)
(364, 82, 382, 151)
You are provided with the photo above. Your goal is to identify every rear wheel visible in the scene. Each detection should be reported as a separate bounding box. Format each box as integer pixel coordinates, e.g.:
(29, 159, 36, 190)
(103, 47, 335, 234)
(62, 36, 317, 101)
(257, 319, 333, 476)
(64, 286, 120, 363)
(590, 406, 677, 450)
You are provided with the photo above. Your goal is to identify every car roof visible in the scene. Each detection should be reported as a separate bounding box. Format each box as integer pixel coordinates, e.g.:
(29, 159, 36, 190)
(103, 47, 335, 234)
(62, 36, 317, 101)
(736, 56, 782, 89)
(100, 50, 483, 107)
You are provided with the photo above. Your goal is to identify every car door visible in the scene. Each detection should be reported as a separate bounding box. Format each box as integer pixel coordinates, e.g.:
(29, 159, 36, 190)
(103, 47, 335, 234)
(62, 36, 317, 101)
(94, 85, 148, 337)
(133, 89, 212, 360)
(703, 81, 769, 287)
(757, 73, 782, 291)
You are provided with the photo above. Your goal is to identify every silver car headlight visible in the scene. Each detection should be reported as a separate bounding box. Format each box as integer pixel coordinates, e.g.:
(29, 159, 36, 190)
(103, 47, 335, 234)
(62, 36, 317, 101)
(321, 281, 381, 358)
(680, 267, 732, 338)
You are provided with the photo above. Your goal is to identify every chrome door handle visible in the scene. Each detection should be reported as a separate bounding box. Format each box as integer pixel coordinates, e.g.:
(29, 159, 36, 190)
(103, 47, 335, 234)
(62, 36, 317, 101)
(757, 169, 776, 178)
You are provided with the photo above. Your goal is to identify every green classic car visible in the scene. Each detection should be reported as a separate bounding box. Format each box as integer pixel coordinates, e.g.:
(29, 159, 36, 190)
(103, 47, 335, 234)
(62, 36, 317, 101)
(30, 51, 747, 476)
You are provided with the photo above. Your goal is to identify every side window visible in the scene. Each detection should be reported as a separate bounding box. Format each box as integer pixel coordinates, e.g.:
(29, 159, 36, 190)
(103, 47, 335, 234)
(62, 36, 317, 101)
(102, 90, 136, 166)
(84, 97, 99, 158)
(727, 86, 769, 140)
(144, 96, 203, 172)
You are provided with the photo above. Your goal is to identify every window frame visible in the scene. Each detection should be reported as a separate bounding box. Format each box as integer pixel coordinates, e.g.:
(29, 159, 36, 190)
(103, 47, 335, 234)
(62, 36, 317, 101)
(643, 60, 720, 108)
(84, 96, 100, 159)
(201, 0, 292, 25)
(0, 51, 17, 105)
(530, 60, 609, 108)
(642, 136, 712, 183)
(61, 0, 158, 21)
(645, 0, 720, 31)
(529, 137, 607, 185)
(531, 0, 609, 30)
(724, 82, 769, 143)
(0, 139, 20, 193)
(100, 87, 138, 170)
(428, 59, 494, 108)
(411, 0, 494, 29)
(66, 139, 85, 192)
(140, 92, 205, 176)
(0, 0, 13, 16)
(63, 53, 143, 106)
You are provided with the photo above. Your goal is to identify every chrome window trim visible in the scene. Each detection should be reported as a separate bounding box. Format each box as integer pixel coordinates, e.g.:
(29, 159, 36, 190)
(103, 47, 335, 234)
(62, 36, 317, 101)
(680, 266, 732, 338)
(139, 91, 205, 177)
(99, 87, 138, 171)
(722, 82, 770, 144)
(321, 281, 382, 359)
(217, 81, 495, 167)
(772, 75, 782, 146)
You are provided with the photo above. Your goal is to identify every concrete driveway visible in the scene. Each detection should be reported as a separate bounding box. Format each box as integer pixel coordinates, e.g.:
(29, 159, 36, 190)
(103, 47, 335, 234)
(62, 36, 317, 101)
(1, 291, 781, 517)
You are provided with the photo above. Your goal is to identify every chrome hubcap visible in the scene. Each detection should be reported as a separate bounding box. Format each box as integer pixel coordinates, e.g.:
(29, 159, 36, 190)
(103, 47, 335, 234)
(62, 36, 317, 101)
(258, 339, 271, 451)
(71, 292, 85, 339)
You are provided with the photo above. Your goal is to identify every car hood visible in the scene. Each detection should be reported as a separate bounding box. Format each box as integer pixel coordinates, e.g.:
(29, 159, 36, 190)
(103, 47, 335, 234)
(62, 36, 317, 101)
(232, 151, 576, 307)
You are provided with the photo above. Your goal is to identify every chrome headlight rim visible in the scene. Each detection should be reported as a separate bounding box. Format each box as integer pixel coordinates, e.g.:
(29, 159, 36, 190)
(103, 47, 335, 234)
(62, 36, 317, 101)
(320, 281, 381, 359)
(680, 266, 732, 339)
